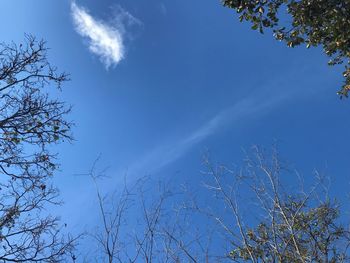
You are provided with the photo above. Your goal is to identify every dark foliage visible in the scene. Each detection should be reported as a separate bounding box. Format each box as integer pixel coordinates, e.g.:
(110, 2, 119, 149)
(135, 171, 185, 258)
(222, 0, 350, 97)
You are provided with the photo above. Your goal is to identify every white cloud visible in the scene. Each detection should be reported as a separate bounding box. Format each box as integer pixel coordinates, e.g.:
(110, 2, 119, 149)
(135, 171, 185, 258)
(71, 2, 136, 68)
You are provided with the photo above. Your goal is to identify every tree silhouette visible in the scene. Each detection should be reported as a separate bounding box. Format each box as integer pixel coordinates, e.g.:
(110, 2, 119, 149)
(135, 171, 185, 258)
(222, 0, 350, 97)
(0, 35, 77, 262)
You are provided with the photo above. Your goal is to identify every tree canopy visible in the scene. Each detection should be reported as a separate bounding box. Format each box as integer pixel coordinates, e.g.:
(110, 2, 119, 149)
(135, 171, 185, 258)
(222, 0, 350, 97)
(85, 147, 350, 262)
(0, 35, 77, 262)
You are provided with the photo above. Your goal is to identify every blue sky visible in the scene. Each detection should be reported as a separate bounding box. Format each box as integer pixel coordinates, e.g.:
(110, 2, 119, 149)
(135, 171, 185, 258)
(1, 0, 350, 257)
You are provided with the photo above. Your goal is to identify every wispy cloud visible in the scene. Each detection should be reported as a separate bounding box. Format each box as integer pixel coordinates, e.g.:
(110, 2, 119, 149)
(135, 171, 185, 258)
(159, 3, 167, 16)
(124, 67, 327, 177)
(126, 93, 288, 177)
(71, 2, 138, 69)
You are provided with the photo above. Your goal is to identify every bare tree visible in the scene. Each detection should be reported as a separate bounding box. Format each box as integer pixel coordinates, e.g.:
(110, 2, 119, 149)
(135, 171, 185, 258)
(91, 146, 350, 262)
(85, 160, 134, 263)
(0, 35, 77, 262)
(88, 160, 210, 263)
(201, 146, 350, 262)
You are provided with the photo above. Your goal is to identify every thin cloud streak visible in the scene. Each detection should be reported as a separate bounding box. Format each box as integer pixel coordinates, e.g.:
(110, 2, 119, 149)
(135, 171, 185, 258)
(128, 65, 328, 177)
(71, 2, 126, 68)
(126, 93, 287, 177)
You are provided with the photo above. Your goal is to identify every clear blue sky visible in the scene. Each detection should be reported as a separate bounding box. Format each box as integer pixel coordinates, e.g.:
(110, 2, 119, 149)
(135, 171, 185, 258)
(1, 0, 350, 256)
